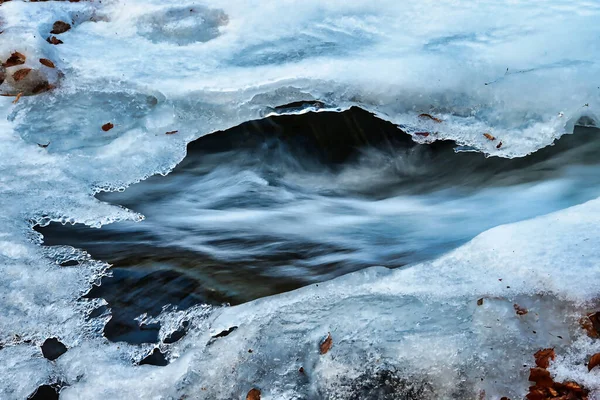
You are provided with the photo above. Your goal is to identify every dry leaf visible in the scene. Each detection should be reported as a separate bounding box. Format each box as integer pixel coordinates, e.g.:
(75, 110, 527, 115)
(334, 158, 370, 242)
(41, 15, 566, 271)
(319, 332, 332, 355)
(534, 348, 555, 369)
(31, 82, 55, 94)
(246, 388, 261, 400)
(51, 21, 71, 34)
(477, 298, 483, 306)
(525, 387, 546, 400)
(418, 113, 443, 123)
(165, 130, 178, 135)
(496, 141, 503, 149)
(580, 312, 600, 338)
(529, 367, 553, 387)
(414, 132, 430, 137)
(47, 36, 63, 45)
(3, 51, 26, 68)
(12, 92, 22, 104)
(483, 133, 496, 141)
(561, 381, 583, 392)
(514, 304, 528, 315)
(12, 68, 31, 82)
(588, 353, 600, 372)
(102, 122, 114, 132)
(39, 58, 55, 68)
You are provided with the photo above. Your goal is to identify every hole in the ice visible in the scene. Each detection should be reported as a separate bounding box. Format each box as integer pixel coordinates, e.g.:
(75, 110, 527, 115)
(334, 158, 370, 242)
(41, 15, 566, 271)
(38, 108, 600, 344)
(136, 5, 228, 45)
(138, 348, 169, 366)
(27, 383, 62, 400)
(41, 337, 68, 361)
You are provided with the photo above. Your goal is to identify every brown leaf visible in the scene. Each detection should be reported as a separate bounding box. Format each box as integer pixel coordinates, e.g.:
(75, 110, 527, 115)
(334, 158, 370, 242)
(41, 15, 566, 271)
(587, 353, 600, 372)
(299, 366, 304, 374)
(102, 122, 114, 132)
(529, 367, 554, 387)
(12, 92, 22, 104)
(418, 113, 443, 123)
(12, 68, 31, 82)
(483, 133, 496, 141)
(514, 304, 528, 315)
(39, 58, 55, 68)
(165, 130, 178, 135)
(561, 381, 583, 392)
(477, 298, 484, 306)
(496, 141, 503, 149)
(31, 82, 55, 94)
(414, 132, 430, 137)
(3, 51, 26, 68)
(246, 388, 261, 400)
(319, 332, 332, 355)
(580, 312, 600, 338)
(51, 21, 71, 34)
(47, 36, 63, 45)
(534, 348, 555, 369)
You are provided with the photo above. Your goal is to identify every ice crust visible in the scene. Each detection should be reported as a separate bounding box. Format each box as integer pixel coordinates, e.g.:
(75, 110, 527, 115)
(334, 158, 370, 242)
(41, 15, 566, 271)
(0, 0, 600, 398)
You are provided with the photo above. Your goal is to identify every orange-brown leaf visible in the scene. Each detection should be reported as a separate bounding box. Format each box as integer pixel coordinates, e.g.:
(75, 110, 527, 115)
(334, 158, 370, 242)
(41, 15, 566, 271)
(47, 36, 63, 45)
(246, 388, 261, 400)
(561, 381, 583, 392)
(514, 304, 528, 315)
(588, 353, 600, 372)
(534, 348, 555, 369)
(581, 312, 600, 338)
(319, 332, 332, 355)
(165, 130, 178, 135)
(477, 298, 484, 306)
(12, 68, 31, 82)
(483, 133, 496, 141)
(102, 122, 114, 132)
(31, 81, 55, 94)
(418, 113, 442, 123)
(3, 51, 26, 68)
(496, 141, 503, 149)
(529, 367, 554, 387)
(39, 58, 55, 68)
(12, 92, 22, 104)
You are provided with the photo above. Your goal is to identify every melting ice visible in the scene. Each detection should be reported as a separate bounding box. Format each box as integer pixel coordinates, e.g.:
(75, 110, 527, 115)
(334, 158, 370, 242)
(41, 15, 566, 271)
(0, 0, 600, 399)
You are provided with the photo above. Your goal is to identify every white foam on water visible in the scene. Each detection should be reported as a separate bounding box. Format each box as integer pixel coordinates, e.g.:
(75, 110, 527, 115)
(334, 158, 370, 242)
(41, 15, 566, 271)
(1, 0, 600, 398)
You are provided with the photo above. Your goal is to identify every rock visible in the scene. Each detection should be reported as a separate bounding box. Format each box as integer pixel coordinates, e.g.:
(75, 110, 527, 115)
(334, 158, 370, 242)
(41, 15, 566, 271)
(41, 337, 67, 361)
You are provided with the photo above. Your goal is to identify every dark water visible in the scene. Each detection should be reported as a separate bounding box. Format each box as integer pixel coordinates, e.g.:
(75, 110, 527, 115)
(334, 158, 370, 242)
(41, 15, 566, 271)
(38, 107, 600, 343)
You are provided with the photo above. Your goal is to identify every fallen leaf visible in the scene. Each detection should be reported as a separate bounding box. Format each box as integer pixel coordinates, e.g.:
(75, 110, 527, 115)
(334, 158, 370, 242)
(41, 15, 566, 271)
(529, 367, 553, 387)
(477, 298, 484, 306)
(165, 130, 178, 135)
(547, 387, 558, 397)
(418, 113, 443, 123)
(534, 348, 555, 369)
(525, 388, 545, 400)
(12, 92, 22, 104)
(39, 58, 55, 68)
(246, 388, 261, 400)
(47, 36, 63, 45)
(31, 82, 55, 94)
(561, 381, 583, 392)
(319, 332, 332, 355)
(37, 142, 50, 148)
(496, 141, 503, 149)
(299, 367, 304, 374)
(51, 21, 71, 34)
(514, 304, 528, 315)
(483, 133, 496, 141)
(102, 122, 114, 132)
(12, 68, 31, 82)
(3, 51, 26, 68)
(580, 312, 600, 338)
(588, 353, 600, 372)
(414, 132, 430, 137)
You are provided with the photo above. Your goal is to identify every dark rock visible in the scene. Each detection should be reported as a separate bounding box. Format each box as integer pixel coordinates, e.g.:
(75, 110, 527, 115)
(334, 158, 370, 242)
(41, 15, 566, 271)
(27, 384, 59, 400)
(139, 348, 168, 366)
(163, 320, 190, 344)
(41, 337, 67, 361)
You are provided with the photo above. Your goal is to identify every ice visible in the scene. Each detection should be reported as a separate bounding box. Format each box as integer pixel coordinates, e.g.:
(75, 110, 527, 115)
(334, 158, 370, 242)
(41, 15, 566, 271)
(1, 0, 600, 398)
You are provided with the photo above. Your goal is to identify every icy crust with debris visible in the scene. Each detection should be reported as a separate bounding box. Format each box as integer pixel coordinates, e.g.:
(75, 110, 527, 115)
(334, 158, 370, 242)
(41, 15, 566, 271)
(0, 0, 599, 398)
(57, 199, 600, 399)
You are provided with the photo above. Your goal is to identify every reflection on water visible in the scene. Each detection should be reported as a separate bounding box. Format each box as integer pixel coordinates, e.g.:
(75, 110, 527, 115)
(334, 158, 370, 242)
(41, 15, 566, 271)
(38, 108, 600, 343)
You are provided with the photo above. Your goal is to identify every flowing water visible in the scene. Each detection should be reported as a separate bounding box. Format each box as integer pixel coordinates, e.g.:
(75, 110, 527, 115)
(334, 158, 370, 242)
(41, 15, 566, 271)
(1, 0, 600, 399)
